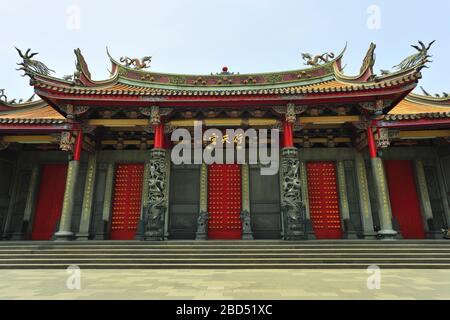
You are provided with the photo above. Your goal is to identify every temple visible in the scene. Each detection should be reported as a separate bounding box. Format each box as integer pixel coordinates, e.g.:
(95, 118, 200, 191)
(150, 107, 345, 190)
(1, 42, 449, 242)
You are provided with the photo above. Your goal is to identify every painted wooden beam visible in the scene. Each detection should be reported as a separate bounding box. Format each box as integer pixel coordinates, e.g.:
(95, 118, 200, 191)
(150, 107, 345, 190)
(398, 130, 450, 139)
(2, 135, 57, 143)
(87, 119, 150, 127)
(101, 140, 154, 145)
(299, 116, 361, 124)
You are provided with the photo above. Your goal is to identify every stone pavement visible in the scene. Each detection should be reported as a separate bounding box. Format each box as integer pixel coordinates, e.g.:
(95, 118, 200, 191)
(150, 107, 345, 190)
(0, 269, 449, 300)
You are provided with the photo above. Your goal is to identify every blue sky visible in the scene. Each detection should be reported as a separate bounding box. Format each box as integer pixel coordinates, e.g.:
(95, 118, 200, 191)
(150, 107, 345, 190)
(1, 0, 449, 99)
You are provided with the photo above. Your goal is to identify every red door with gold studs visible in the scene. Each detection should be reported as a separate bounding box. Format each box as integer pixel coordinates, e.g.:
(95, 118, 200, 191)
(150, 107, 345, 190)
(208, 164, 242, 240)
(307, 162, 343, 239)
(384, 160, 426, 239)
(110, 164, 144, 240)
(31, 164, 68, 240)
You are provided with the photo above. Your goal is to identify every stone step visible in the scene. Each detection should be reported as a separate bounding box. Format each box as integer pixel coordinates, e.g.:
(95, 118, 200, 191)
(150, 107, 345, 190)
(1, 263, 449, 270)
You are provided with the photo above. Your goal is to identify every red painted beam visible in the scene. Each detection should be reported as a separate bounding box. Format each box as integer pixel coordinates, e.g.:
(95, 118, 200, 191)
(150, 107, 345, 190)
(73, 129, 83, 161)
(367, 125, 377, 159)
(283, 121, 294, 148)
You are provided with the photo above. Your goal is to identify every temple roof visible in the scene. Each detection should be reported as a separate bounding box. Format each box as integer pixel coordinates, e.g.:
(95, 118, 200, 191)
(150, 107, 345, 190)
(17, 43, 426, 104)
(0, 99, 66, 124)
(387, 93, 450, 120)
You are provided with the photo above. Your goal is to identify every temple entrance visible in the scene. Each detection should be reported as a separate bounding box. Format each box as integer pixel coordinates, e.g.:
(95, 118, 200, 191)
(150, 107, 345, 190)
(208, 164, 242, 240)
(110, 164, 144, 240)
(384, 160, 426, 239)
(169, 165, 201, 240)
(307, 162, 343, 239)
(31, 164, 68, 240)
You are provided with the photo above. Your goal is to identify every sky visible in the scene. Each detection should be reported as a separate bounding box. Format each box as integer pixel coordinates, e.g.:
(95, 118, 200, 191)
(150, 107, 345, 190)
(0, 0, 449, 100)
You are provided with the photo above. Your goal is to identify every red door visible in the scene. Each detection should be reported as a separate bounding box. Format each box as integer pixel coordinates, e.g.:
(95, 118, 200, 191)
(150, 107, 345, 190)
(307, 162, 343, 239)
(31, 164, 68, 240)
(208, 164, 242, 240)
(384, 160, 426, 239)
(110, 164, 144, 240)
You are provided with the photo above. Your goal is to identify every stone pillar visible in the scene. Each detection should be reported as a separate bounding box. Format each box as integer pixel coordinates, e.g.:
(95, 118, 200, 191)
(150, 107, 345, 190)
(76, 154, 97, 240)
(354, 152, 377, 239)
(54, 129, 83, 241)
(280, 147, 306, 240)
(144, 149, 167, 241)
(196, 163, 209, 240)
(96, 162, 115, 240)
(299, 160, 315, 239)
(367, 126, 397, 240)
(417, 160, 444, 238)
(21, 164, 40, 239)
(337, 161, 358, 239)
(436, 159, 450, 228)
(240, 164, 254, 240)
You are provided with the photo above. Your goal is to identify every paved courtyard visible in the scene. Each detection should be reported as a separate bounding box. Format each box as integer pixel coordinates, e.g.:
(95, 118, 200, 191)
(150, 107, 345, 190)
(0, 269, 449, 300)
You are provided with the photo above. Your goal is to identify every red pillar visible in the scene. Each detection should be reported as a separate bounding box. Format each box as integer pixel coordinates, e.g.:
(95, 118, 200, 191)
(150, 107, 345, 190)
(73, 129, 83, 161)
(154, 122, 165, 149)
(367, 125, 377, 159)
(283, 120, 294, 148)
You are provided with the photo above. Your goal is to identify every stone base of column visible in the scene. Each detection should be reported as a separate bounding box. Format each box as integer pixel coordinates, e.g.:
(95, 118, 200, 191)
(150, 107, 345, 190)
(362, 231, 378, 240)
(305, 219, 316, 240)
(54, 231, 75, 241)
(75, 233, 90, 241)
(93, 221, 110, 240)
(342, 219, 358, 239)
(377, 229, 397, 240)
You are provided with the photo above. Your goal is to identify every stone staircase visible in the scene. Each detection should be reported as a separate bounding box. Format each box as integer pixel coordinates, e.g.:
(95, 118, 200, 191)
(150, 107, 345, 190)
(0, 240, 449, 269)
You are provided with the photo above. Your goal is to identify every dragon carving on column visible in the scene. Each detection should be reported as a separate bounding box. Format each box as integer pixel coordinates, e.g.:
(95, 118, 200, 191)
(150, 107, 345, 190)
(281, 149, 306, 240)
(144, 150, 167, 240)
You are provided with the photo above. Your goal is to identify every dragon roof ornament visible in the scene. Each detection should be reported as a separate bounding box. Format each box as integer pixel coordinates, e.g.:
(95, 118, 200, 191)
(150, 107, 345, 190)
(393, 40, 435, 72)
(15, 48, 55, 77)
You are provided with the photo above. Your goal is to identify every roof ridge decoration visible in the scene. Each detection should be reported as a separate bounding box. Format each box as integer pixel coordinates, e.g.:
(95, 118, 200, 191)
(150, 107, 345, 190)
(73, 48, 92, 85)
(334, 43, 376, 82)
(15, 48, 55, 77)
(106, 45, 347, 88)
(394, 40, 435, 71)
(120, 56, 152, 70)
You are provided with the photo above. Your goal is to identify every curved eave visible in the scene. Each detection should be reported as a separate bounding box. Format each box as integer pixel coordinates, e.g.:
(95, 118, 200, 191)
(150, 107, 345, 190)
(407, 93, 450, 106)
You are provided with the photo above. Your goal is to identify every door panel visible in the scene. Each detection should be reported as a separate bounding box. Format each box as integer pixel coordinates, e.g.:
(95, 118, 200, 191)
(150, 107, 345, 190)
(307, 162, 342, 239)
(169, 166, 200, 240)
(110, 164, 144, 240)
(384, 160, 425, 239)
(31, 164, 68, 240)
(208, 164, 242, 240)
(250, 167, 282, 239)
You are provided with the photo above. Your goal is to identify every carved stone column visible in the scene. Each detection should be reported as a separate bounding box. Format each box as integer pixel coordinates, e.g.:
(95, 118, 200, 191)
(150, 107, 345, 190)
(415, 160, 440, 238)
(143, 149, 167, 241)
(95, 162, 115, 240)
(280, 148, 306, 240)
(77, 154, 97, 240)
(240, 164, 254, 240)
(21, 164, 40, 239)
(337, 161, 358, 239)
(354, 152, 377, 239)
(54, 129, 83, 241)
(196, 163, 209, 240)
(367, 125, 397, 240)
(299, 161, 315, 239)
